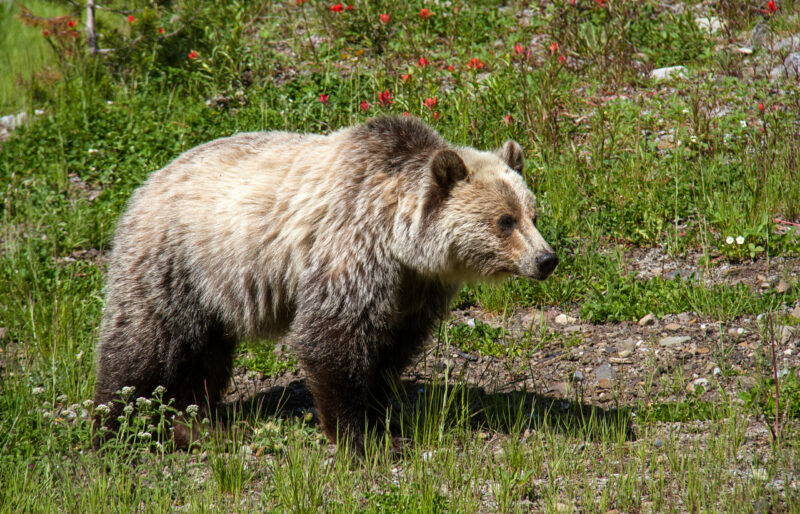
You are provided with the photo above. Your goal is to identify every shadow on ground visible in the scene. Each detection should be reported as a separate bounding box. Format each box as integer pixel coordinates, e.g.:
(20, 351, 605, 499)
(218, 378, 635, 442)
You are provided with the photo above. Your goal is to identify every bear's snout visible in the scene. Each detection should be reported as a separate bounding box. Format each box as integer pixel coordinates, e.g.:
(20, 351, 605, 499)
(535, 252, 558, 279)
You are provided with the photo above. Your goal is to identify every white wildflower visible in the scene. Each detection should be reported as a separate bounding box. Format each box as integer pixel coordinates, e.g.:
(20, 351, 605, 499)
(135, 397, 152, 408)
(123, 404, 134, 415)
(121, 386, 135, 396)
(32, 387, 45, 395)
(56, 394, 68, 404)
(152, 385, 166, 395)
(82, 399, 94, 409)
(88, 149, 98, 154)
(725, 236, 734, 245)
(137, 431, 152, 439)
(740, 120, 747, 128)
(186, 404, 199, 416)
(736, 235, 745, 245)
(95, 404, 110, 415)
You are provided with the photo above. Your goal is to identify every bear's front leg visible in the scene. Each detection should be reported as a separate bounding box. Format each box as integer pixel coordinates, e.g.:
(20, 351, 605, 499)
(292, 311, 388, 455)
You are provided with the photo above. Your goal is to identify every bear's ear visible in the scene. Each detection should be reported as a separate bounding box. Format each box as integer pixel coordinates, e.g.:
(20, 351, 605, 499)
(430, 149, 468, 195)
(495, 140, 524, 174)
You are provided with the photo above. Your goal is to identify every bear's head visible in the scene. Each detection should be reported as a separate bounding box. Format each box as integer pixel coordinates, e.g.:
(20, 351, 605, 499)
(429, 141, 557, 282)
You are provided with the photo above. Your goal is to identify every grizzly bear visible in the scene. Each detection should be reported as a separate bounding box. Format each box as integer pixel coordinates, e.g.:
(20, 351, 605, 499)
(93, 116, 557, 453)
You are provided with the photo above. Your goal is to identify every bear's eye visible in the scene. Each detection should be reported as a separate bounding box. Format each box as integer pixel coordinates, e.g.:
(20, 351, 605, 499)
(497, 214, 516, 235)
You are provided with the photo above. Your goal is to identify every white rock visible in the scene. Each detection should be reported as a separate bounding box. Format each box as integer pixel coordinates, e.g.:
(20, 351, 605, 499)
(660, 336, 690, 347)
(555, 314, 578, 325)
(771, 52, 800, 80)
(638, 313, 658, 326)
(694, 16, 722, 33)
(650, 66, 688, 81)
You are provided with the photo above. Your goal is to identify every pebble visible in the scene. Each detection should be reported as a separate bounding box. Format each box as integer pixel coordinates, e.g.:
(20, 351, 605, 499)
(791, 305, 800, 320)
(650, 65, 688, 81)
(572, 370, 585, 382)
(555, 313, 578, 325)
(713, 367, 722, 376)
(617, 339, 636, 358)
(694, 16, 722, 32)
(778, 326, 795, 345)
(659, 336, 690, 347)
(693, 377, 709, 389)
(664, 322, 682, 331)
(728, 327, 746, 336)
(594, 362, 616, 386)
(776, 280, 792, 294)
(654, 437, 663, 449)
(638, 313, 658, 327)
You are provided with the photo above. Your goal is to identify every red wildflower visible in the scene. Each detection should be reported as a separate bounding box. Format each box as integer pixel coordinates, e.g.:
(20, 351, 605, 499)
(759, 102, 765, 113)
(378, 90, 393, 106)
(550, 42, 558, 54)
(424, 97, 437, 109)
(296, 0, 307, 4)
(42, 29, 50, 37)
(330, 3, 343, 12)
(158, 27, 165, 34)
(433, 112, 439, 120)
(403, 112, 410, 116)
(127, 14, 135, 23)
(466, 58, 484, 70)
(418, 56, 430, 67)
(319, 93, 329, 104)
(595, 0, 607, 5)
(361, 100, 370, 111)
(504, 113, 513, 125)
(558, 54, 566, 64)
(515, 42, 524, 55)
(420, 8, 433, 19)
(401, 74, 412, 82)
(188, 50, 198, 60)
(347, 4, 353, 10)
(570, 0, 576, 4)
(68, 19, 77, 28)
(761, 0, 778, 14)
(447, 64, 454, 71)
(380, 13, 390, 24)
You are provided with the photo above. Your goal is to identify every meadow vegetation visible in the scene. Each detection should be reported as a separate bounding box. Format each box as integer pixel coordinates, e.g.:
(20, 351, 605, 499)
(1, 0, 800, 511)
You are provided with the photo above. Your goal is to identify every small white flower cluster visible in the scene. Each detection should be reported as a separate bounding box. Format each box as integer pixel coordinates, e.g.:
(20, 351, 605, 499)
(725, 235, 745, 245)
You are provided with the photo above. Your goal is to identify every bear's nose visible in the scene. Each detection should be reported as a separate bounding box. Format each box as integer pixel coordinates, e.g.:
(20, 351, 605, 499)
(535, 253, 558, 278)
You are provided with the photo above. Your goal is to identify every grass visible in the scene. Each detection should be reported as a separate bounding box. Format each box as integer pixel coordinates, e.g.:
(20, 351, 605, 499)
(1, 0, 800, 511)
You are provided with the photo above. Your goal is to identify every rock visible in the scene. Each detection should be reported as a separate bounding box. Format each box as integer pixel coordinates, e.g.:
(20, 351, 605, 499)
(594, 362, 616, 385)
(617, 339, 636, 358)
(654, 437, 663, 449)
(638, 313, 658, 327)
(750, 21, 772, 49)
(676, 312, 692, 323)
(650, 66, 687, 81)
(694, 16, 722, 33)
(776, 280, 792, 294)
(713, 367, 722, 376)
(777, 35, 800, 50)
(572, 370, 585, 382)
(555, 313, 578, 325)
(692, 377, 709, 389)
(728, 327, 746, 337)
(771, 52, 800, 80)
(737, 376, 757, 391)
(660, 336, 690, 347)
(664, 322, 682, 331)
(551, 382, 569, 396)
(777, 326, 795, 345)
(791, 305, 800, 320)
(564, 325, 583, 334)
